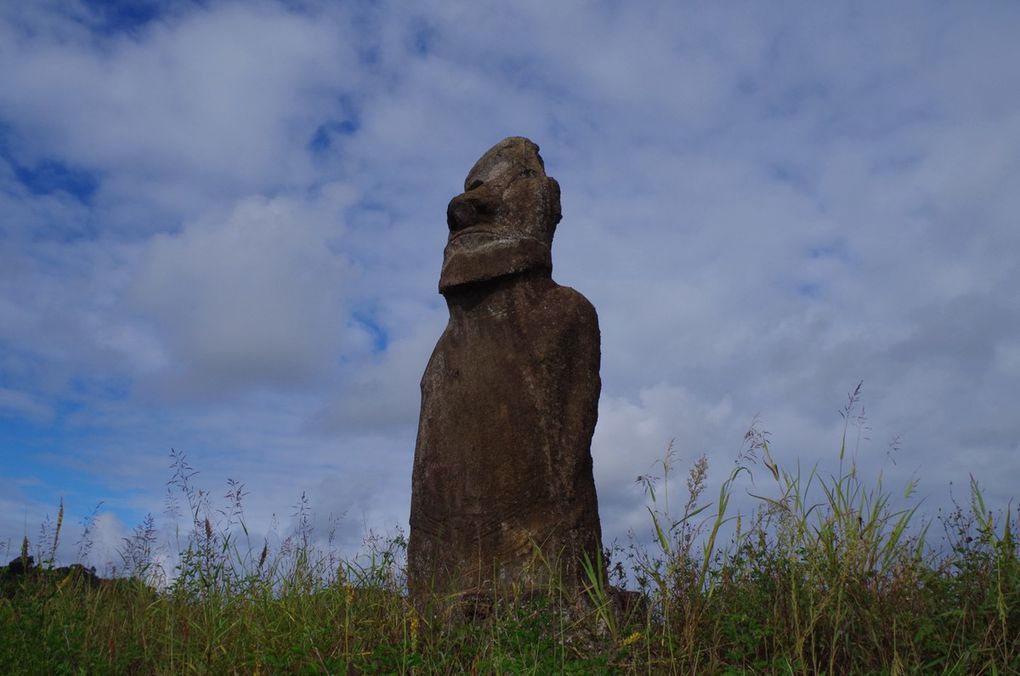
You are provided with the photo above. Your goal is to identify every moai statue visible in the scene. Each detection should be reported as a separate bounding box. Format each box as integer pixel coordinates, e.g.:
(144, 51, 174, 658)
(408, 137, 604, 601)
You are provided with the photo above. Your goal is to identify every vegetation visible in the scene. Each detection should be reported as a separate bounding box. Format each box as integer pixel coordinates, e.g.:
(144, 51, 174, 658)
(2, 387, 1018, 673)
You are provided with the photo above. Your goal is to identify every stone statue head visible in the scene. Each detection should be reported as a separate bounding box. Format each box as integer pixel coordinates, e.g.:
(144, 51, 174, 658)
(439, 137, 562, 294)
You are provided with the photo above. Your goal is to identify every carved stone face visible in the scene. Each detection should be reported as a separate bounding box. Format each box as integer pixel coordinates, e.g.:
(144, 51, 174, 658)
(439, 137, 562, 294)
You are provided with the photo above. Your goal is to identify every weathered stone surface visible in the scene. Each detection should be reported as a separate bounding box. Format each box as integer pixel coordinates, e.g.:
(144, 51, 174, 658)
(408, 137, 604, 599)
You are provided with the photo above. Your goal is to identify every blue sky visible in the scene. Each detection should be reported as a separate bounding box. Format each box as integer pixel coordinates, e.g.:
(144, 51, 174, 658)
(2, 1, 1019, 571)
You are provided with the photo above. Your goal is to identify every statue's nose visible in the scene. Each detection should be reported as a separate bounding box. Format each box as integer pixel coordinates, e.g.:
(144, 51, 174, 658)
(447, 192, 496, 233)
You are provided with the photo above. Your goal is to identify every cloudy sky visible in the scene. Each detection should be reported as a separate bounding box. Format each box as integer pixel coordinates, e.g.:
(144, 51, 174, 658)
(2, 1, 1018, 570)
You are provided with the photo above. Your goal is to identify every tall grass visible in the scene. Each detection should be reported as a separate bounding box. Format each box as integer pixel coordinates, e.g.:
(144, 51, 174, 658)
(2, 391, 1018, 673)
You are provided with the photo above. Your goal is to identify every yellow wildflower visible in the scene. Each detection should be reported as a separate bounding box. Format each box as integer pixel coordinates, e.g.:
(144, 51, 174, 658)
(410, 610, 420, 646)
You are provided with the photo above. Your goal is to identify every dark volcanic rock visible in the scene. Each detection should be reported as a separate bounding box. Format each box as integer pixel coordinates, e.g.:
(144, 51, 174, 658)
(408, 137, 604, 600)
(2, 555, 103, 598)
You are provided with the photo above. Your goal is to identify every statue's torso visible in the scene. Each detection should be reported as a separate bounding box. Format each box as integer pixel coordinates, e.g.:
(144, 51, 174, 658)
(409, 275, 602, 592)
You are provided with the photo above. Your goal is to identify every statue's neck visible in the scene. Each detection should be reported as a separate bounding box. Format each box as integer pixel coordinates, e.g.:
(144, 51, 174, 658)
(443, 268, 555, 321)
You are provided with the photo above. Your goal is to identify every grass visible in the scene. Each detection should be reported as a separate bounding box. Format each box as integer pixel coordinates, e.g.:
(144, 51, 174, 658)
(2, 388, 1018, 673)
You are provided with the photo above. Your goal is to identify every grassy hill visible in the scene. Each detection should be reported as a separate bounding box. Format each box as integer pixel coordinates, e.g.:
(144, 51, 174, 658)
(2, 422, 1018, 673)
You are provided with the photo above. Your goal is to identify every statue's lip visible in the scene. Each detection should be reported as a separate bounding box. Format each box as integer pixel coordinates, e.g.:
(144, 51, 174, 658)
(449, 225, 497, 242)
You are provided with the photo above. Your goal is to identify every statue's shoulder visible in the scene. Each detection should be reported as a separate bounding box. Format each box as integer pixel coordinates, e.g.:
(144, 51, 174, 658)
(546, 283, 599, 329)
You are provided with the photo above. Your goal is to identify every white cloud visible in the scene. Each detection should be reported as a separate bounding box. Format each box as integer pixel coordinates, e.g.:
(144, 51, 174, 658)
(130, 184, 358, 395)
(0, 1, 361, 229)
(0, 388, 53, 423)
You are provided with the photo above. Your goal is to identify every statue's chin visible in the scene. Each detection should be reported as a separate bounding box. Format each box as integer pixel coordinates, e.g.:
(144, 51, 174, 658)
(439, 235, 552, 294)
